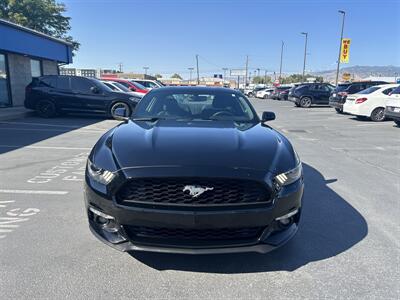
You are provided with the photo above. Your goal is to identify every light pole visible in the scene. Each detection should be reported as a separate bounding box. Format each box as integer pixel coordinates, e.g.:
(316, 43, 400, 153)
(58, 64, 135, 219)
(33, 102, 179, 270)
(335, 10, 346, 86)
(143, 66, 149, 76)
(188, 67, 194, 83)
(279, 41, 284, 82)
(222, 68, 228, 80)
(196, 54, 200, 85)
(301, 32, 308, 82)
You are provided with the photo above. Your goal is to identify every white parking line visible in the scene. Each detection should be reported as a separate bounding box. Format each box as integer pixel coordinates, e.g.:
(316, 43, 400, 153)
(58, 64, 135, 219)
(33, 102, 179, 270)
(0, 189, 69, 195)
(0, 145, 91, 150)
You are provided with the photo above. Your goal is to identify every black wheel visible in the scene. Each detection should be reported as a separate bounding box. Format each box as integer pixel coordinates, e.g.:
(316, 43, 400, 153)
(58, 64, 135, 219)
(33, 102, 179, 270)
(110, 102, 131, 120)
(263, 95, 268, 99)
(335, 108, 343, 114)
(300, 97, 312, 108)
(370, 107, 385, 122)
(394, 120, 400, 127)
(248, 92, 254, 97)
(35, 100, 57, 118)
(294, 102, 300, 107)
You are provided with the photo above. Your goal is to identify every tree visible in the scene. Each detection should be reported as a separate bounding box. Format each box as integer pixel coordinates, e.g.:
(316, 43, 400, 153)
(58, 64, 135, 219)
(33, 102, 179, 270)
(0, 0, 79, 53)
(154, 74, 162, 78)
(252, 76, 271, 84)
(171, 73, 182, 80)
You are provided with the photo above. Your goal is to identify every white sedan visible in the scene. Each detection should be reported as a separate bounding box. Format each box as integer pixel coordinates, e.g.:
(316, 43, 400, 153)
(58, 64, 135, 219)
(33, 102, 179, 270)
(256, 88, 274, 99)
(343, 84, 399, 121)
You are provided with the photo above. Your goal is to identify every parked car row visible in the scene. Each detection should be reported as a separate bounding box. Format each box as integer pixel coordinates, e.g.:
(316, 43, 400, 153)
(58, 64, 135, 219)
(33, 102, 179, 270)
(253, 80, 400, 126)
(24, 75, 164, 119)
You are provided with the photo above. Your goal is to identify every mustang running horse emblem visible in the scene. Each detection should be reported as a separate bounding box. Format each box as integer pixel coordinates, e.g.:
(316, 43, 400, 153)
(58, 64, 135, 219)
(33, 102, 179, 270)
(183, 185, 214, 198)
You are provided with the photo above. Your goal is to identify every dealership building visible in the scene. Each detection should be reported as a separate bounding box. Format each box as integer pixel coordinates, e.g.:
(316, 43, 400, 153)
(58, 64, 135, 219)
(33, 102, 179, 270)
(0, 19, 73, 108)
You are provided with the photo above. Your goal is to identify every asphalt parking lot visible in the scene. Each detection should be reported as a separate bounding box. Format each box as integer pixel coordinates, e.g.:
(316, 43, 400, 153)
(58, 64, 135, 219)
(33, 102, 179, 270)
(0, 99, 399, 299)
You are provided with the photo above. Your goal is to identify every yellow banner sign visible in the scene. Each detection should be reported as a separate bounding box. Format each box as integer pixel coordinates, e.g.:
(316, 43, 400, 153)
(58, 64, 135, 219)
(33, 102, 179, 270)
(340, 38, 351, 63)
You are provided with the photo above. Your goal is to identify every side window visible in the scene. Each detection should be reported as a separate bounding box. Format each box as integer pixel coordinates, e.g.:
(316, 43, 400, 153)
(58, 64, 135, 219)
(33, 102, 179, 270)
(382, 88, 394, 95)
(104, 82, 117, 91)
(321, 85, 331, 92)
(39, 76, 56, 87)
(56, 77, 70, 90)
(309, 85, 318, 91)
(71, 77, 95, 93)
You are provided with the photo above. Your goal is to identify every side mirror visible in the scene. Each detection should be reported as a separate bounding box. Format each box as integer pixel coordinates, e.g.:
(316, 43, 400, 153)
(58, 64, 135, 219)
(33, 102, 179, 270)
(113, 107, 130, 121)
(91, 86, 99, 94)
(261, 111, 276, 122)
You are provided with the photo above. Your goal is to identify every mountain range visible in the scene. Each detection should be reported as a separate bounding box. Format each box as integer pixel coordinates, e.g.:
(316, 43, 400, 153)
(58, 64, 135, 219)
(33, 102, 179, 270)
(312, 65, 400, 81)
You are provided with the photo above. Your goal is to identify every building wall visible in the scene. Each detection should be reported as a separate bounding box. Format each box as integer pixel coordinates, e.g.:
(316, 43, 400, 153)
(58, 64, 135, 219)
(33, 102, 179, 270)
(42, 60, 58, 75)
(7, 53, 31, 107)
(8, 53, 58, 106)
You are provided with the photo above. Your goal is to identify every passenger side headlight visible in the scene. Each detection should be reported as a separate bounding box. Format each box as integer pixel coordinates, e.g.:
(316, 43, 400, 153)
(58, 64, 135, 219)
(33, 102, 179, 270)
(274, 163, 303, 187)
(87, 160, 115, 185)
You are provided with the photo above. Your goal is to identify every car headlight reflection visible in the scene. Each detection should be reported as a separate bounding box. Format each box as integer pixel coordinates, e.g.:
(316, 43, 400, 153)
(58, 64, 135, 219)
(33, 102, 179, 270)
(275, 163, 303, 187)
(87, 160, 115, 185)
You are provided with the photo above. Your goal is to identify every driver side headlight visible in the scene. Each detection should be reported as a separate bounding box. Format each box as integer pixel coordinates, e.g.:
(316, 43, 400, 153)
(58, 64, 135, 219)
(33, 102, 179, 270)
(87, 160, 115, 185)
(274, 163, 303, 187)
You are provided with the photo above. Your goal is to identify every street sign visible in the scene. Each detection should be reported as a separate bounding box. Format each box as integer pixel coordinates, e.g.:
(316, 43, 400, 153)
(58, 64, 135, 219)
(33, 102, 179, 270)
(340, 38, 351, 63)
(230, 69, 246, 76)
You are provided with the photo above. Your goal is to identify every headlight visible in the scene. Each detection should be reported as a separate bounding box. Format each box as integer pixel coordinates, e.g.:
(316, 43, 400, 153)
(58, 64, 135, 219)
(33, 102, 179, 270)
(274, 163, 303, 187)
(87, 160, 115, 185)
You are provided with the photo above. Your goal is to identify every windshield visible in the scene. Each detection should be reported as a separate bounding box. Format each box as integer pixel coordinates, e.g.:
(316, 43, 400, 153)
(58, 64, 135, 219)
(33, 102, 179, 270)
(130, 81, 147, 90)
(93, 79, 113, 92)
(358, 86, 380, 94)
(133, 90, 257, 122)
(113, 82, 130, 92)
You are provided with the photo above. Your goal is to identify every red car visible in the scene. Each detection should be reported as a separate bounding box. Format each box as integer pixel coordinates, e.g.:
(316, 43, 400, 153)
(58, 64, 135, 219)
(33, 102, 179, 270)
(101, 77, 148, 94)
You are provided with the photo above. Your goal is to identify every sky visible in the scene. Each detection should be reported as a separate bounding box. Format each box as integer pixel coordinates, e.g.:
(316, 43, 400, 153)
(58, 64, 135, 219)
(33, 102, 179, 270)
(64, 0, 400, 78)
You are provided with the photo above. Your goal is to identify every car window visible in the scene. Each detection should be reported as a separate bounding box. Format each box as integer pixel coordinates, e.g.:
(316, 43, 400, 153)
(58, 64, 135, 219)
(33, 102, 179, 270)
(103, 82, 118, 90)
(334, 84, 350, 92)
(133, 91, 256, 122)
(113, 82, 130, 92)
(116, 81, 130, 88)
(321, 85, 332, 92)
(39, 76, 56, 87)
(131, 81, 147, 90)
(382, 87, 395, 95)
(390, 86, 400, 94)
(56, 76, 70, 90)
(358, 86, 380, 94)
(71, 77, 95, 93)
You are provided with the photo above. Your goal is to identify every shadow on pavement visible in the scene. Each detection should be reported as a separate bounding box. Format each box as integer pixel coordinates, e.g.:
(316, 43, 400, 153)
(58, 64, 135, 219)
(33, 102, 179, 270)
(0, 115, 110, 156)
(130, 163, 368, 273)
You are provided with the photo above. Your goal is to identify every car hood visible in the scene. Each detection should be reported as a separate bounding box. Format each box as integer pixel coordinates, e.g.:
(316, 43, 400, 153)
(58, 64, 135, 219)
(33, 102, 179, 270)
(100, 120, 297, 175)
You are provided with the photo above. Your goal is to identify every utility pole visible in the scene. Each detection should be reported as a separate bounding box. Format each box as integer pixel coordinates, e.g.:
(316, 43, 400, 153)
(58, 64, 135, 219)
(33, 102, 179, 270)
(264, 70, 268, 84)
(222, 68, 228, 80)
(143, 66, 149, 76)
(257, 68, 260, 77)
(335, 10, 346, 86)
(301, 32, 308, 82)
(188, 67, 194, 83)
(279, 41, 284, 82)
(117, 62, 123, 73)
(196, 54, 200, 85)
(245, 55, 249, 86)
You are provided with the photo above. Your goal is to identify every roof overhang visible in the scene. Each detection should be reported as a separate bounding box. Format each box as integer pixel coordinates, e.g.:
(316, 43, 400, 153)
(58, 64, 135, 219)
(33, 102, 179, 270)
(0, 19, 73, 64)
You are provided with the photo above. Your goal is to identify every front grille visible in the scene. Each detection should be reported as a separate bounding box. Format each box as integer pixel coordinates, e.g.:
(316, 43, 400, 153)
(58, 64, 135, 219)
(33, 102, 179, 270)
(124, 225, 264, 247)
(116, 178, 271, 207)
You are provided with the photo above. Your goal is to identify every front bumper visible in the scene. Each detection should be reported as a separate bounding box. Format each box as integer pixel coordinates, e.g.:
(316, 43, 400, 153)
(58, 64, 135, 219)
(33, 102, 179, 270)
(84, 176, 304, 254)
(329, 100, 343, 109)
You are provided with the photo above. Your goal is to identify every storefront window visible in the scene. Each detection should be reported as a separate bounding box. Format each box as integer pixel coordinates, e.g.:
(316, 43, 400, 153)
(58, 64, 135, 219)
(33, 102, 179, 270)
(0, 54, 11, 107)
(30, 59, 42, 78)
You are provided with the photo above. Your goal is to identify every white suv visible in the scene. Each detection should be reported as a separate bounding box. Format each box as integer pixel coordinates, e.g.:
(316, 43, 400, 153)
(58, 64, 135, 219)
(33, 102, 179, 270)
(343, 84, 399, 121)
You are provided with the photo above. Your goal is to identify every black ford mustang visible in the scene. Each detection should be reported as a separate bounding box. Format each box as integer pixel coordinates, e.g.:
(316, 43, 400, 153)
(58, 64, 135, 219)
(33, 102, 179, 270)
(84, 87, 304, 254)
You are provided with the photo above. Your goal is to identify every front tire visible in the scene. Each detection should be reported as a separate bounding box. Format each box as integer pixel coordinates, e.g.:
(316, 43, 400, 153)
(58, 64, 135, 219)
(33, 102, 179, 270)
(110, 102, 131, 120)
(300, 97, 312, 108)
(335, 108, 343, 114)
(370, 107, 385, 122)
(35, 99, 57, 118)
(394, 120, 400, 127)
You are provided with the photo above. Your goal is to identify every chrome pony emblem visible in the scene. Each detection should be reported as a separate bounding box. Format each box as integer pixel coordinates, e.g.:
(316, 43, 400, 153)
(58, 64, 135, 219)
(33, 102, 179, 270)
(183, 185, 214, 198)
